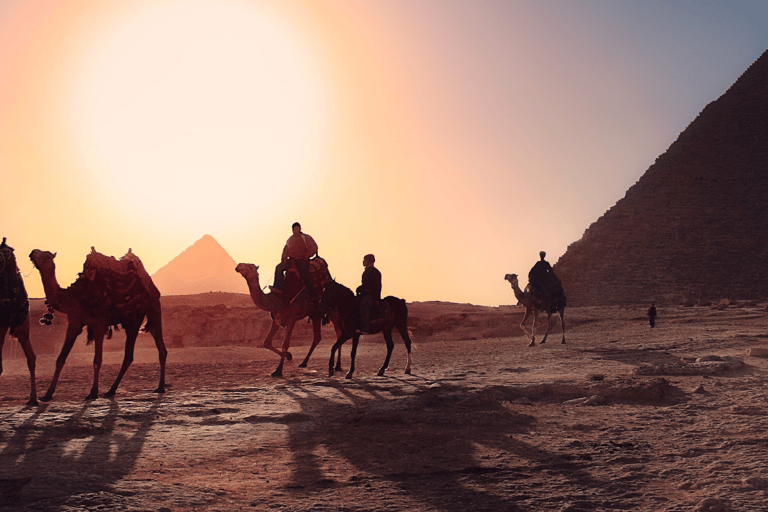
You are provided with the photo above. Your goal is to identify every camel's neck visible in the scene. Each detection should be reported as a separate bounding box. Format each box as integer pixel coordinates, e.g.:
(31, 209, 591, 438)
(37, 265, 71, 313)
(245, 273, 271, 312)
(510, 282, 527, 303)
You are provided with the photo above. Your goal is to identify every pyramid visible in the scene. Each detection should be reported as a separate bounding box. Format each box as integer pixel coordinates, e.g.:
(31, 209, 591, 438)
(152, 235, 247, 295)
(554, 50, 768, 306)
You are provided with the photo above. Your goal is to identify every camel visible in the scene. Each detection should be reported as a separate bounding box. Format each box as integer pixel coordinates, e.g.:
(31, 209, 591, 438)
(504, 273, 566, 346)
(0, 238, 38, 405)
(235, 261, 339, 377)
(29, 248, 167, 401)
(319, 280, 413, 379)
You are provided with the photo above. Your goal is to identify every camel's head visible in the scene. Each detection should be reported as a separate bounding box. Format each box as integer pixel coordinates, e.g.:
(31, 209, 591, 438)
(504, 273, 518, 286)
(29, 249, 57, 272)
(235, 263, 259, 279)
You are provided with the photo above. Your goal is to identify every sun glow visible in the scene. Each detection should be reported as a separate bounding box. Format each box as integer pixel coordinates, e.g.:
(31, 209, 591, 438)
(67, 0, 328, 230)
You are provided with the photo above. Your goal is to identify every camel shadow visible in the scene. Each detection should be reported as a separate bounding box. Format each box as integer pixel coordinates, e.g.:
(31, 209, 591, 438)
(0, 398, 159, 510)
(246, 376, 607, 511)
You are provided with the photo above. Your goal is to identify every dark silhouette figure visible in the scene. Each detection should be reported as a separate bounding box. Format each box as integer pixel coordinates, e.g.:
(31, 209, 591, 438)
(0, 237, 38, 405)
(235, 261, 338, 377)
(29, 248, 167, 401)
(319, 280, 412, 379)
(273, 222, 318, 296)
(505, 273, 566, 346)
(528, 251, 563, 303)
(647, 303, 657, 328)
(356, 254, 381, 334)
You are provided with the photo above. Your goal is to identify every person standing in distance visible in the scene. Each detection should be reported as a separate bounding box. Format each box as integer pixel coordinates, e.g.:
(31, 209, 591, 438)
(647, 303, 657, 328)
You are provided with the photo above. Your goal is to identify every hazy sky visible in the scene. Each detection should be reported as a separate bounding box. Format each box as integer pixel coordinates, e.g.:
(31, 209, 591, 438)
(2, 0, 767, 306)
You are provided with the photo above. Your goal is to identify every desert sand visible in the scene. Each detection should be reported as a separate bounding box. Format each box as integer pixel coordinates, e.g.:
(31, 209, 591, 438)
(2, 300, 768, 511)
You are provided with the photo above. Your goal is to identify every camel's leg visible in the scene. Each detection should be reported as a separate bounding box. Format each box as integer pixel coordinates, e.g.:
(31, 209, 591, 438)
(0, 327, 5, 380)
(0, 326, 5, 374)
(540, 312, 554, 345)
(41, 323, 83, 402)
(530, 311, 539, 345)
(346, 334, 361, 379)
(298, 315, 322, 368)
(520, 308, 537, 347)
(104, 324, 140, 398)
(377, 329, 395, 377)
(272, 321, 296, 378)
(147, 315, 168, 393)
(519, 308, 534, 346)
(262, 321, 291, 361)
(86, 328, 109, 400)
(14, 317, 38, 406)
(560, 309, 566, 344)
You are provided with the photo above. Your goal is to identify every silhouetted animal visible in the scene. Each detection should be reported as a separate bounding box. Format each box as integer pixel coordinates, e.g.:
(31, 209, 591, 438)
(0, 238, 37, 405)
(319, 280, 412, 379)
(236, 260, 341, 376)
(505, 273, 566, 346)
(29, 248, 167, 401)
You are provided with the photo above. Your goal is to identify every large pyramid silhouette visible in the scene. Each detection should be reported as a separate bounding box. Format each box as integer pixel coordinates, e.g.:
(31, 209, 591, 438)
(554, 50, 768, 306)
(152, 235, 247, 295)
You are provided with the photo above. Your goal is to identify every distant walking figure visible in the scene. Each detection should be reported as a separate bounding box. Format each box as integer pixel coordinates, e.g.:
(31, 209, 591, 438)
(647, 303, 657, 328)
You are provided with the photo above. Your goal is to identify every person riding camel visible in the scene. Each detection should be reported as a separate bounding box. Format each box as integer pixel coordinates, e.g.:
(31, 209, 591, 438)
(273, 222, 319, 297)
(356, 254, 381, 334)
(528, 251, 555, 301)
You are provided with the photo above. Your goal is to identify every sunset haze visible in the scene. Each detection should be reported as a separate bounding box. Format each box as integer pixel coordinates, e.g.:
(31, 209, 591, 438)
(2, 0, 767, 305)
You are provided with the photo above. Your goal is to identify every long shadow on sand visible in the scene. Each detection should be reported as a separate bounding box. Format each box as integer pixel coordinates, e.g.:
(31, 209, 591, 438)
(0, 398, 158, 510)
(246, 376, 609, 511)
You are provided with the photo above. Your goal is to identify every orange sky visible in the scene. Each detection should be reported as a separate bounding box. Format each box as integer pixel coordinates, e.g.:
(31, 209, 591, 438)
(2, 0, 767, 305)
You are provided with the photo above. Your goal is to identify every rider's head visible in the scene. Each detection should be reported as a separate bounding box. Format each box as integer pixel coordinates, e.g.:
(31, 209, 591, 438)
(292, 222, 301, 234)
(363, 254, 375, 267)
(539, 251, 546, 260)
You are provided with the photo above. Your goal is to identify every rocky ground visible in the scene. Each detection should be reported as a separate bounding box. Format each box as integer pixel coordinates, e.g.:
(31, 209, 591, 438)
(2, 302, 768, 511)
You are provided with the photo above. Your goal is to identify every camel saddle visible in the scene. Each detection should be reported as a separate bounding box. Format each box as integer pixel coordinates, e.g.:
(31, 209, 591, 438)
(72, 247, 161, 316)
(526, 275, 567, 312)
(0, 238, 29, 328)
(276, 256, 332, 304)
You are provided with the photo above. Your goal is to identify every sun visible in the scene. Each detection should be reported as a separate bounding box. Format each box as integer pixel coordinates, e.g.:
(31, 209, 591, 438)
(67, 0, 328, 230)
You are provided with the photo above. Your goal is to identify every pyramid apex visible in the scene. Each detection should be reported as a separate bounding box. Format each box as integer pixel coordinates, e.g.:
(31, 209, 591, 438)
(555, 51, 768, 306)
(151, 235, 246, 295)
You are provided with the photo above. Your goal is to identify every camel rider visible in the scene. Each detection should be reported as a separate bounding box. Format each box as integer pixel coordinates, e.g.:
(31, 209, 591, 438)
(528, 251, 553, 300)
(273, 222, 319, 296)
(356, 254, 381, 334)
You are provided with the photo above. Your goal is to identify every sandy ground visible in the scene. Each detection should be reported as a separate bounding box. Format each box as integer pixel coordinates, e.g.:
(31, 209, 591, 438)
(2, 304, 768, 511)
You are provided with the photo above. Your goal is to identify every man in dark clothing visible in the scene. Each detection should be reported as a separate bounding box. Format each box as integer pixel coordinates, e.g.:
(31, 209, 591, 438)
(647, 303, 657, 328)
(356, 254, 381, 334)
(528, 251, 554, 299)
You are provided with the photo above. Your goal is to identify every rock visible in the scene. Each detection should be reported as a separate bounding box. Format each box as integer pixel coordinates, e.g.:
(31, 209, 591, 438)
(512, 397, 534, 406)
(562, 395, 607, 406)
(747, 347, 768, 357)
(742, 476, 768, 489)
(692, 385, 707, 394)
(695, 355, 723, 363)
(693, 497, 730, 512)
(634, 358, 742, 376)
